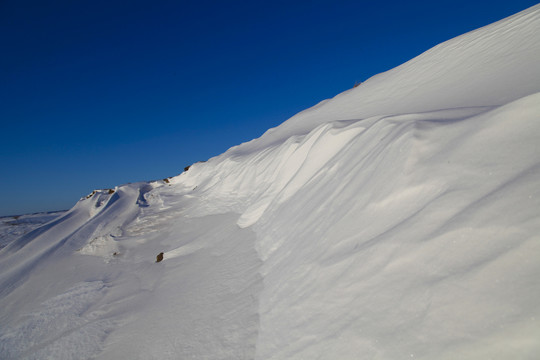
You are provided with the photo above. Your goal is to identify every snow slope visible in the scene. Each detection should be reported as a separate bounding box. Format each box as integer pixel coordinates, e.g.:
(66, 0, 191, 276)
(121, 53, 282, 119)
(1, 4, 540, 359)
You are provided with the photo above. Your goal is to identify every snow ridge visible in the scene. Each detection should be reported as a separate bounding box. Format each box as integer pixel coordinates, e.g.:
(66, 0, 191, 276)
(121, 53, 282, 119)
(1, 5, 540, 360)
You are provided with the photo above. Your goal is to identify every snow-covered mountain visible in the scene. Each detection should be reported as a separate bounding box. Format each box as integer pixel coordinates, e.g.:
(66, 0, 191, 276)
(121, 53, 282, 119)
(1, 5, 540, 359)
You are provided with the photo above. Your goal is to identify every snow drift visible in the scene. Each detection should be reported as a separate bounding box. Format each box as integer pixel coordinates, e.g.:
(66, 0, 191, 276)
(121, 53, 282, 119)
(1, 4, 540, 360)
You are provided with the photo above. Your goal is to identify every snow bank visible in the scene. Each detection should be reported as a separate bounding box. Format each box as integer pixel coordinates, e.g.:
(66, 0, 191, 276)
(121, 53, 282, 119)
(1, 4, 540, 360)
(232, 3, 540, 152)
(250, 92, 540, 359)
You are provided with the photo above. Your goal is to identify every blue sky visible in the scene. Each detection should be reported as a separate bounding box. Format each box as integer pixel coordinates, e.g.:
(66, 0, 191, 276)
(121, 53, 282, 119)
(1, 0, 537, 216)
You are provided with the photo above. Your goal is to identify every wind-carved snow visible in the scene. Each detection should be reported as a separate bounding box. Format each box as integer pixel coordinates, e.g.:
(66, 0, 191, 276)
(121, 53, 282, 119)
(1, 4, 540, 360)
(77, 233, 120, 260)
(250, 93, 540, 359)
(235, 3, 540, 152)
(237, 122, 364, 228)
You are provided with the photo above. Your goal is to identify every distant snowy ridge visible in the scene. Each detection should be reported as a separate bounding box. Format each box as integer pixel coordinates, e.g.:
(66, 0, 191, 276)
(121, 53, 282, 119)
(0, 211, 65, 249)
(1, 5, 540, 360)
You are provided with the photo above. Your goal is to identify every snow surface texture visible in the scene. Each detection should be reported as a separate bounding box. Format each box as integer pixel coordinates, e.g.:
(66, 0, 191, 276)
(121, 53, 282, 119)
(1, 5, 540, 359)
(0, 212, 65, 249)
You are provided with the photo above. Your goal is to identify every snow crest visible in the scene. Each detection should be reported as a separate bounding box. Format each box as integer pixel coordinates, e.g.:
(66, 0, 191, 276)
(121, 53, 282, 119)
(1, 5, 540, 360)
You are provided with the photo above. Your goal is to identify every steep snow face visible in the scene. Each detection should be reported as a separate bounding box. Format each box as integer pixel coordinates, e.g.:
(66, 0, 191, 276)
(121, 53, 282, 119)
(1, 5, 540, 360)
(233, 3, 540, 152)
(178, 95, 540, 359)
(251, 93, 540, 359)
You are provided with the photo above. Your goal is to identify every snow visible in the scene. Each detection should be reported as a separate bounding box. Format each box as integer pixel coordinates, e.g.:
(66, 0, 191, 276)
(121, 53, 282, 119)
(0, 211, 65, 249)
(238, 3, 540, 153)
(1, 4, 540, 359)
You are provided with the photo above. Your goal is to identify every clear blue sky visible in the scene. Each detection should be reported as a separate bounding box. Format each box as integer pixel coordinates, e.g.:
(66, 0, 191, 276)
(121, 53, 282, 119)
(1, 0, 537, 216)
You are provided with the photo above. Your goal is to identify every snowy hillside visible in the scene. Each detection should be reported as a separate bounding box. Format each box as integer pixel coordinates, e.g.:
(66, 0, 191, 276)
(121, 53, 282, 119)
(1, 4, 540, 360)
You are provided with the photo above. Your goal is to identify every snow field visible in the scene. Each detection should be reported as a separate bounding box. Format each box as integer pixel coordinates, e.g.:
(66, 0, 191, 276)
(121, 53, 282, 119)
(1, 4, 540, 359)
(0, 211, 65, 249)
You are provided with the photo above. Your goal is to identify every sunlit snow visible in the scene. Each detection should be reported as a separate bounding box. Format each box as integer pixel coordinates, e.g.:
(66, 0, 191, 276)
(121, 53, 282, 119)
(1, 5, 540, 360)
